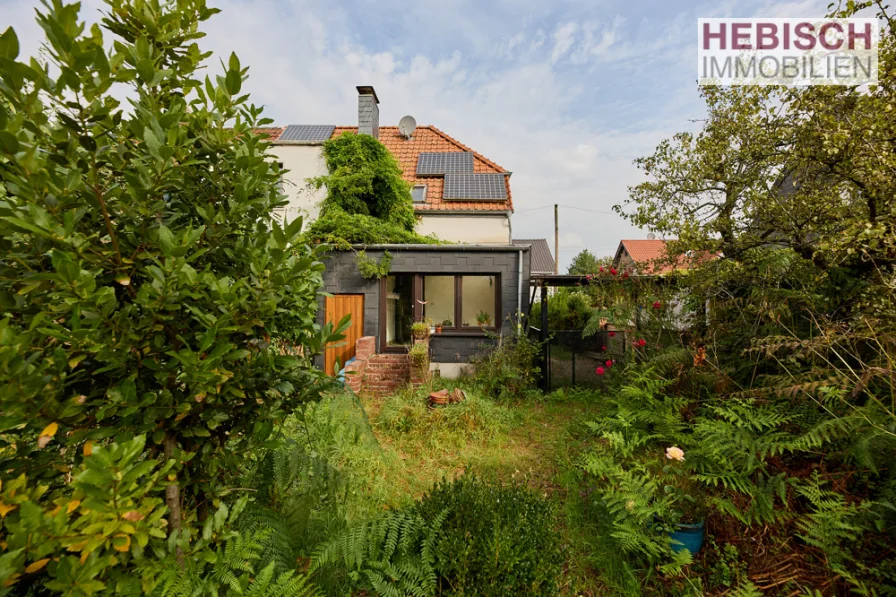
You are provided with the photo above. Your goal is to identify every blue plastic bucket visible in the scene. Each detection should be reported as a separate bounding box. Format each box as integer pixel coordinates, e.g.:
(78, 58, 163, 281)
(669, 520, 704, 554)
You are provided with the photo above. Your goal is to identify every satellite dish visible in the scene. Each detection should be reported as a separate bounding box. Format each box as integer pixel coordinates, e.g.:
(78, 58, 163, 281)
(647, 232, 656, 240)
(399, 115, 417, 139)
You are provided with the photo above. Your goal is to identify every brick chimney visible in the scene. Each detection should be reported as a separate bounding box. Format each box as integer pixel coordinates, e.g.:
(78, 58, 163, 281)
(356, 86, 379, 139)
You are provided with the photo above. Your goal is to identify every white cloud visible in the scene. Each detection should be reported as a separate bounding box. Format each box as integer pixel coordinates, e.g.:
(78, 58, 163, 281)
(550, 22, 578, 63)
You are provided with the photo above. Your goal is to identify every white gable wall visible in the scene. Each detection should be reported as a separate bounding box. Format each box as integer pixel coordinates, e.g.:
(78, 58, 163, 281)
(269, 145, 328, 224)
(416, 214, 511, 244)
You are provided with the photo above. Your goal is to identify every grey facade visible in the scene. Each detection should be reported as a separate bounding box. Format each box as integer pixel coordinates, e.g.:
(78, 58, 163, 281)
(316, 244, 531, 366)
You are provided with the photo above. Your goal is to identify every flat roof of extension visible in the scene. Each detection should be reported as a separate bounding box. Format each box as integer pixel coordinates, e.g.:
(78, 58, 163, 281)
(347, 244, 529, 252)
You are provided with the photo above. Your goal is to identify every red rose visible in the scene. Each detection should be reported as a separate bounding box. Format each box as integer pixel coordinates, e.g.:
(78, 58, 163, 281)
(652, 301, 662, 309)
(622, 272, 629, 279)
(605, 359, 613, 367)
(599, 266, 604, 273)
(610, 268, 618, 275)
(638, 338, 646, 347)
(602, 345, 607, 351)
(609, 331, 616, 337)
(596, 366, 605, 376)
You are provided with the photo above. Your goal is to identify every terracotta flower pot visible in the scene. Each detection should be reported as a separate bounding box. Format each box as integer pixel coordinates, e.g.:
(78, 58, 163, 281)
(429, 389, 449, 407)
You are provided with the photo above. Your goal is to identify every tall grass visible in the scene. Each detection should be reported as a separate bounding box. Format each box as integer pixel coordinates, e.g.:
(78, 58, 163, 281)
(376, 385, 518, 448)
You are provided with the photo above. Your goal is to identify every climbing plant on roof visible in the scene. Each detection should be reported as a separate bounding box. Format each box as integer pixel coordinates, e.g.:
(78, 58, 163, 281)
(305, 132, 439, 246)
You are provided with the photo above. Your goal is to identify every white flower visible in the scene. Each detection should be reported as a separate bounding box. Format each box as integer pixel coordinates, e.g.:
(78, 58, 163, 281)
(665, 446, 685, 461)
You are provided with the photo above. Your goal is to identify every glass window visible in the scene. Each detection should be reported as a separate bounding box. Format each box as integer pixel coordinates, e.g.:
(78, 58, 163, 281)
(411, 185, 427, 202)
(461, 276, 496, 327)
(385, 275, 414, 346)
(423, 276, 455, 327)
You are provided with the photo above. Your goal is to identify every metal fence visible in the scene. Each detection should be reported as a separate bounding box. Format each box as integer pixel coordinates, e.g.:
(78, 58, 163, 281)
(531, 327, 628, 392)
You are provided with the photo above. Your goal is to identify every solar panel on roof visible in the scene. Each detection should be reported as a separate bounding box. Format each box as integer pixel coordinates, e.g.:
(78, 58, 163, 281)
(416, 152, 474, 175)
(443, 174, 507, 200)
(278, 125, 335, 143)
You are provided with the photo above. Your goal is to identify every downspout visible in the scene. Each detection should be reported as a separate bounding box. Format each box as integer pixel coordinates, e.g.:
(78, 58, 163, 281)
(508, 209, 522, 321)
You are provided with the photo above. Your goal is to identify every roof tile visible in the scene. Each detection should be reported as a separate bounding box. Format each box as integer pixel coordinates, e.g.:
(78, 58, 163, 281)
(512, 239, 555, 274)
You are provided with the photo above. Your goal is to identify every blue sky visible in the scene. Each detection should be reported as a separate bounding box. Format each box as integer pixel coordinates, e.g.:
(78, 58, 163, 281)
(4, 0, 830, 269)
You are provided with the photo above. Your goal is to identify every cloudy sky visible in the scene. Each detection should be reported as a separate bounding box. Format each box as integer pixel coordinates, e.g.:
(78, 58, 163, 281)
(4, 0, 830, 269)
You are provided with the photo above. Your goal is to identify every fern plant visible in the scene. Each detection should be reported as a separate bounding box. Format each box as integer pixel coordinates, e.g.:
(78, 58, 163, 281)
(312, 510, 444, 597)
(131, 530, 320, 597)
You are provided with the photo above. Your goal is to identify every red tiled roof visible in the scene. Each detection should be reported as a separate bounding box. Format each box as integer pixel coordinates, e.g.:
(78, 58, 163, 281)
(253, 127, 284, 140)
(266, 125, 511, 212)
(615, 239, 715, 274)
(331, 126, 512, 212)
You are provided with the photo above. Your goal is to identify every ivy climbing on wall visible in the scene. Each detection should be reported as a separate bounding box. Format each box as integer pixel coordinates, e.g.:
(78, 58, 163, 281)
(305, 132, 440, 247)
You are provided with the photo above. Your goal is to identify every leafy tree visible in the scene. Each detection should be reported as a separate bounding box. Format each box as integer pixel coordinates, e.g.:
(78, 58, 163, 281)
(305, 132, 437, 246)
(567, 249, 612, 275)
(0, 0, 343, 591)
(605, 3, 896, 591)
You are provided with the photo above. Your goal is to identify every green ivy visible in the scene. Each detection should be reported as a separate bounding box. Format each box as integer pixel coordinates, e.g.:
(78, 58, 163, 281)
(355, 250, 392, 280)
(305, 133, 440, 246)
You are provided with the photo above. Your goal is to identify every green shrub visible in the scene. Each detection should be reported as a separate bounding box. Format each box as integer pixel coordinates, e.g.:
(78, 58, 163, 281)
(0, 0, 344, 591)
(532, 289, 593, 330)
(315, 475, 562, 597)
(468, 332, 541, 401)
(415, 475, 563, 596)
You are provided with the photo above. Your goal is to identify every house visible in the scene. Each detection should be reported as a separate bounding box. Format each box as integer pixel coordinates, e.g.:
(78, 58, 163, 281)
(613, 238, 713, 275)
(512, 239, 555, 276)
(259, 86, 513, 245)
(263, 86, 530, 386)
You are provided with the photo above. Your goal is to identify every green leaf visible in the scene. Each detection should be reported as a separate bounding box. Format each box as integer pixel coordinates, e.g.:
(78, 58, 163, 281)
(136, 58, 154, 82)
(78, 135, 97, 151)
(157, 225, 174, 256)
(225, 69, 241, 95)
(143, 127, 161, 157)
(0, 131, 18, 154)
(0, 27, 19, 60)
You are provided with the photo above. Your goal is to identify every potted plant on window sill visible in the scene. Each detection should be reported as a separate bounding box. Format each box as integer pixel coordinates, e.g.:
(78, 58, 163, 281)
(475, 310, 491, 328)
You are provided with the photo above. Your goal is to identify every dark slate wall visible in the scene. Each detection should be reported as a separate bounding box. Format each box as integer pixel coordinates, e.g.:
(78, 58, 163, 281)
(316, 247, 530, 366)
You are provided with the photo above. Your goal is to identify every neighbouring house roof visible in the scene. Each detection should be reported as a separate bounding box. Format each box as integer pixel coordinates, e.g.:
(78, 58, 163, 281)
(263, 125, 512, 213)
(613, 239, 715, 274)
(253, 127, 284, 140)
(512, 239, 555, 274)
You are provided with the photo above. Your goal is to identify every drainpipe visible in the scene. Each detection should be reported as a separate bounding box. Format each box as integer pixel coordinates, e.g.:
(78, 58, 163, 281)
(517, 248, 523, 325)
(508, 209, 522, 323)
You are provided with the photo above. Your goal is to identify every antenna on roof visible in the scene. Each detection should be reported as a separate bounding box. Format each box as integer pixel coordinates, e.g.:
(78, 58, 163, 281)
(647, 232, 656, 240)
(399, 115, 417, 139)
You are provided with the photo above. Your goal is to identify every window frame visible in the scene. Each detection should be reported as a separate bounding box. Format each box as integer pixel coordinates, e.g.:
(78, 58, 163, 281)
(378, 273, 501, 352)
(411, 184, 428, 203)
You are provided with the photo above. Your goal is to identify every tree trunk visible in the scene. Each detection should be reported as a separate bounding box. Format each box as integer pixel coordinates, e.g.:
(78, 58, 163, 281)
(163, 435, 184, 566)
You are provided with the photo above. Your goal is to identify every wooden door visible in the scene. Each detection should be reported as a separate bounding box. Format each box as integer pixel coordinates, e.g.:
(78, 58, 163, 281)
(324, 294, 364, 376)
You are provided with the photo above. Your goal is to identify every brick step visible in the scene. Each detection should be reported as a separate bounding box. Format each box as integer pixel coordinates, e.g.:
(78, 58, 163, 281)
(370, 354, 408, 363)
(364, 368, 409, 375)
(364, 374, 410, 382)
